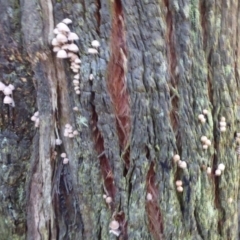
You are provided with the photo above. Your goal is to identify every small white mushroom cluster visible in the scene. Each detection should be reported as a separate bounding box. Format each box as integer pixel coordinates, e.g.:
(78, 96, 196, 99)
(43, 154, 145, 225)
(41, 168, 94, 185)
(0, 82, 15, 106)
(31, 111, 39, 127)
(51, 18, 81, 73)
(175, 180, 183, 192)
(109, 220, 120, 237)
(173, 154, 187, 169)
(198, 109, 208, 123)
(215, 163, 225, 176)
(72, 74, 80, 95)
(60, 152, 69, 164)
(200, 136, 211, 149)
(63, 123, 79, 138)
(219, 117, 226, 132)
(88, 40, 100, 55)
(206, 167, 212, 175)
(103, 194, 112, 204)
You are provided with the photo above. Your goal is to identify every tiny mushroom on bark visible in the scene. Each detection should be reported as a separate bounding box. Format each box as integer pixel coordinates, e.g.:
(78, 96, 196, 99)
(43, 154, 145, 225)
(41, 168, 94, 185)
(57, 49, 68, 58)
(62, 18, 72, 24)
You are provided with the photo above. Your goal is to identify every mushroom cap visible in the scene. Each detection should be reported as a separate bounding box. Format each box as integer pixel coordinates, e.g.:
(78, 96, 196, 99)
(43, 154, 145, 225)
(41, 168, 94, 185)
(63, 158, 69, 164)
(105, 196, 112, 203)
(74, 74, 80, 79)
(88, 48, 98, 54)
(74, 86, 80, 91)
(219, 121, 226, 127)
(205, 139, 211, 146)
(61, 44, 70, 50)
(51, 38, 59, 46)
(73, 130, 79, 136)
(62, 18, 72, 24)
(68, 133, 74, 138)
(198, 114, 205, 120)
(206, 167, 212, 174)
(75, 90, 81, 95)
(178, 161, 187, 169)
(61, 153, 67, 158)
(65, 123, 71, 129)
(34, 111, 39, 117)
(73, 106, 78, 111)
(215, 169, 221, 176)
(75, 58, 81, 64)
(68, 53, 78, 61)
(220, 117, 226, 122)
(220, 126, 226, 132)
(218, 163, 225, 171)
(91, 40, 100, 48)
(56, 33, 68, 43)
(68, 32, 79, 41)
(57, 49, 68, 58)
(56, 22, 70, 32)
(202, 144, 208, 149)
(109, 220, 119, 230)
(55, 138, 62, 145)
(89, 74, 94, 80)
(73, 80, 79, 85)
(202, 109, 208, 115)
(72, 68, 79, 73)
(3, 86, 12, 95)
(4, 96, 13, 104)
(53, 46, 61, 52)
(200, 136, 208, 143)
(31, 116, 37, 121)
(146, 193, 153, 201)
(175, 180, 183, 187)
(8, 84, 15, 90)
(173, 154, 180, 162)
(0, 81, 6, 91)
(68, 43, 79, 52)
(177, 186, 183, 192)
(53, 28, 59, 35)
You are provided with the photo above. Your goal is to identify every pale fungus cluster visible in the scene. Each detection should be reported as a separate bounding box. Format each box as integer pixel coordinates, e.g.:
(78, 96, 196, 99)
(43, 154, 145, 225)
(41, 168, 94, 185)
(63, 124, 79, 138)
(198, 109, 208, 123)
(60, 152, 69, 164)
(173, 154, 187, 169)
(88, 40, 100, 55)
(30, 111, 39, 127)
(109, 220, 120, 237)
(219, 117, 226, 132)
(72, 74, 80, 95)
(175, 180, 183, 192)
(200, 136, 211, 149)
(51, 19, 81, 73)
(215, 163, 225, 176)
(103, 194, 112, 204)
(0, 82, 15, 106)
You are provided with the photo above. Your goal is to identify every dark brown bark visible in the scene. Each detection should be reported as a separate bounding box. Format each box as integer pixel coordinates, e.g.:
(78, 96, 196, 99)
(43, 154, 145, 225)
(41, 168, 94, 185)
(0, 0, 240, 239)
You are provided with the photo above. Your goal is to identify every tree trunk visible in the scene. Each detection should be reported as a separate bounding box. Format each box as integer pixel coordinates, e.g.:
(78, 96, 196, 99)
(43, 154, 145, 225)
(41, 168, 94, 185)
(0, 0, 239, 239)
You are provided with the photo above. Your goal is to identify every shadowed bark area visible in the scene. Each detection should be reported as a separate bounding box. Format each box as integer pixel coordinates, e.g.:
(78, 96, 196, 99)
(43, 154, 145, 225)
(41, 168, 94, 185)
(0, 0, 240, 240)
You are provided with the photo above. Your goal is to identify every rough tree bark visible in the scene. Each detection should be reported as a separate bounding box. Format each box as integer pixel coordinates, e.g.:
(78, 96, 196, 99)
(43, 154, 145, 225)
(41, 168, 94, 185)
(0, 0, 240, 239)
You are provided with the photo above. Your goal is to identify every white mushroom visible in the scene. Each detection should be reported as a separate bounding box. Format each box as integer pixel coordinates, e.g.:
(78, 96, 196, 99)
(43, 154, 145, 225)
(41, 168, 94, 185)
(56, 22, 70, 32)
(68, 43, 79, 52)
(3, 96, 13, 104)
(68, 32, 79, 41)
(91, 40, 100, 48)
(57, 50, 68, 58)
(62, 18, 72, 24)
(88, 48, 98, 54)
(56, 33, 68, 43)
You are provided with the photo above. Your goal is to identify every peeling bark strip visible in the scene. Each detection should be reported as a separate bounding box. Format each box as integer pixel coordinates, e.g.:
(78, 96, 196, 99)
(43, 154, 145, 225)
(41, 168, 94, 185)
(107, 0, 131, 168)
(146, 162, 164, 240)
(91, 103, 116, 201)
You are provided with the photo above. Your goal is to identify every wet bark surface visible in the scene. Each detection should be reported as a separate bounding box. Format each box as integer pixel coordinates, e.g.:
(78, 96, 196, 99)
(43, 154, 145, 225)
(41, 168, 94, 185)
(0, 0, 240, 239)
